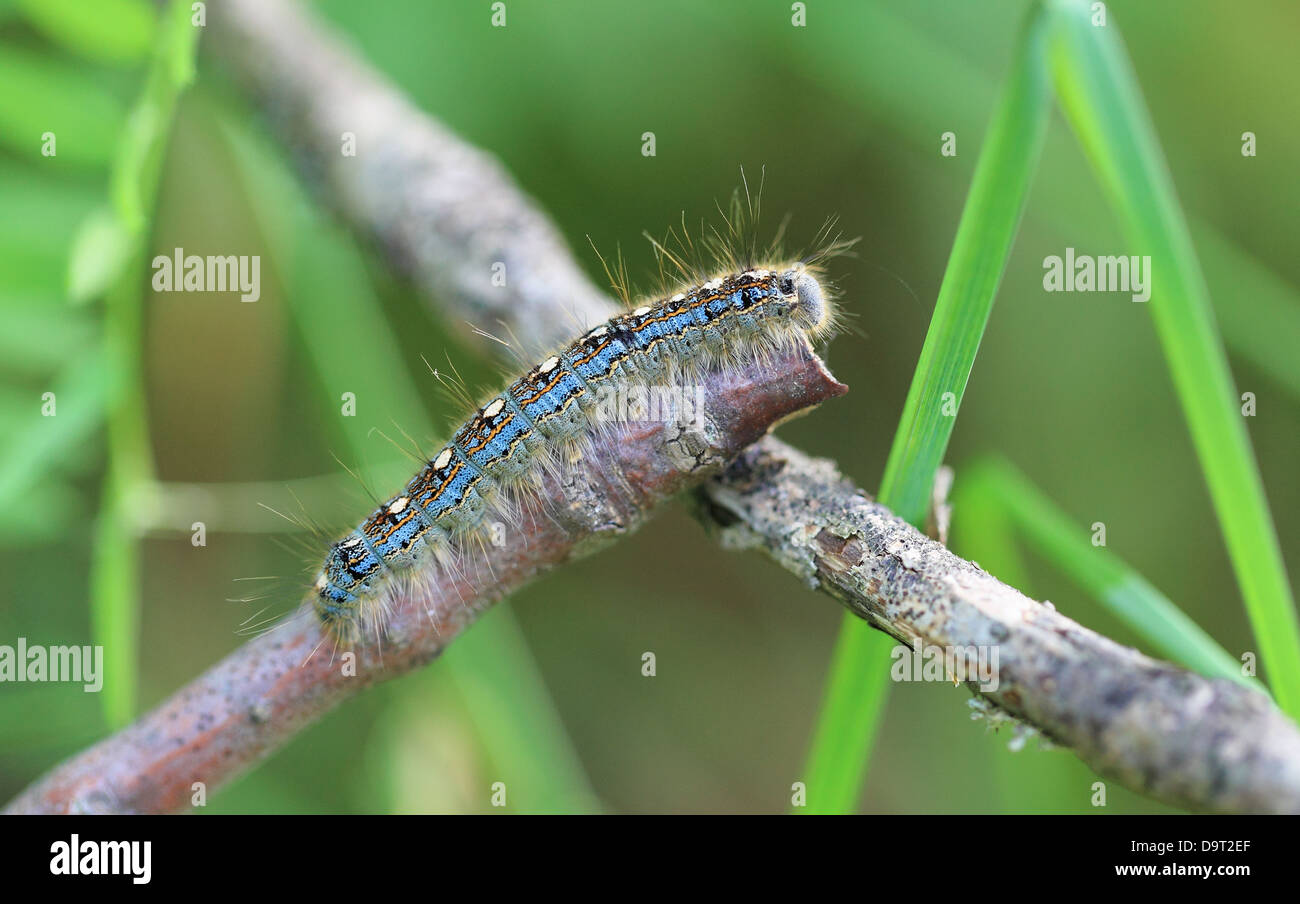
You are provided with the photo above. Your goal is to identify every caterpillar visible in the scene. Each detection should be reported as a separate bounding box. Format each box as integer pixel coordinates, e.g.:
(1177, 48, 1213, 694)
(310, 260, 839, 647)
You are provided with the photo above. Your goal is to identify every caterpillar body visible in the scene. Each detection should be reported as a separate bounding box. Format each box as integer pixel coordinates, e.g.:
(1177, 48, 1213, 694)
(311, 263, 835, 645)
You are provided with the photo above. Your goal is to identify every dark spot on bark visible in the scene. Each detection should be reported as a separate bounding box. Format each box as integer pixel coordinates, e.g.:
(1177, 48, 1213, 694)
(815, 530, 848, 556)
(1103, 683, 1138, 708)
(839, 537, 867, 567)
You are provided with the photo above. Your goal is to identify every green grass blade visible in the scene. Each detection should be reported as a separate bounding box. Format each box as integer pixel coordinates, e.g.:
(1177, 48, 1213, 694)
(797, 7, 1055, 814)
(15, 0, 155, 65)
(1046, 0, 1300, 716)
(949, 469, 1058, 813)
(766, 1, 1300, 406)
(0, 348, 111, 511)
(86, 0, 199, 728)
(796, 625, 893, 814)
(960, 458, 1261, 691)
(948, 465, 1031, 593)
(0, 45, 125, 168)
(875, 11, 1053, 526)
(89, 455, 141, 728)
(68, 205, 134, 304)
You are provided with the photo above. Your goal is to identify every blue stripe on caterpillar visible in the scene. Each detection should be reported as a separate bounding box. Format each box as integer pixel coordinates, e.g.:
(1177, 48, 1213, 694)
(312, 265, 831, 643)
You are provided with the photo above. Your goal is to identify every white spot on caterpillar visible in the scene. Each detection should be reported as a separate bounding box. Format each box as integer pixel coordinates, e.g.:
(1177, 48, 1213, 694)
(308, 253, 845, 647)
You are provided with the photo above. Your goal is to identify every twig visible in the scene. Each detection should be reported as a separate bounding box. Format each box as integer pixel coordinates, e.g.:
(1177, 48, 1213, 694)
(10, 0, 1299, 815)
(698, 440, 1300, 814)
(5, 351, 846, 814)
(200, 0, 1300, 813)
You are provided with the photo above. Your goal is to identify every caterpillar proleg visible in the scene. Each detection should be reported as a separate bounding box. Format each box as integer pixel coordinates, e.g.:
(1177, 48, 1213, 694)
(311, 259, 840, 646)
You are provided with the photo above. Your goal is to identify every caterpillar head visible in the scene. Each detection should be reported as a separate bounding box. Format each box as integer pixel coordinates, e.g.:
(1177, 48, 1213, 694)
(776, 265, 833, 338)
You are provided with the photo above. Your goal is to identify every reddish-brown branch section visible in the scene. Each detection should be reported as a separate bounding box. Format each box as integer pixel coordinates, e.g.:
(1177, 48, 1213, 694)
(5, 352, 845, 814)
(13, 0, 1297, 817)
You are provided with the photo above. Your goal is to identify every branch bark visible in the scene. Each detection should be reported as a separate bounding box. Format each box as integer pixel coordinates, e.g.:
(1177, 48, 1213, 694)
(6, 349, 845, 814)
(699, 440, 1300, 814)
(9, 0, 1299, 815)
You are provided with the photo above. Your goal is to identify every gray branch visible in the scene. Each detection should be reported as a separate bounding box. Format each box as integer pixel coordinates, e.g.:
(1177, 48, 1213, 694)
(208, 0, 1300, 814)
(12, 0, 1292, 815)
(6, 344, 845, 814)
(701, 440, 1300, 814)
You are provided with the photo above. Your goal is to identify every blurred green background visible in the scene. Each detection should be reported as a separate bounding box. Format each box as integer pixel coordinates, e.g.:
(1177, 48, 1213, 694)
(1, 0, 1296, 813)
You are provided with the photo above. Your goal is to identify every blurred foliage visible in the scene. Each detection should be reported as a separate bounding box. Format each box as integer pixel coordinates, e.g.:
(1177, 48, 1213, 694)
(806, 0, 1299, 812)
(0, 0, 1297, 814)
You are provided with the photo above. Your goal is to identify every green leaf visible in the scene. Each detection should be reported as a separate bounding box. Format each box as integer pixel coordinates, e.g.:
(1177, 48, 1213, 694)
(0, 348, 113, 514)
(945, 472, 1084, 814)
(0, 45, 126, 168)
(67, 206, 135, 304)
(108, 0, 200, 234)
(90, 467, 141, 730)
(16, 0, 155, 65)
(162, 0, 198, 87)
(0, 297, 95, 374)
(795, 625, 893, 814)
